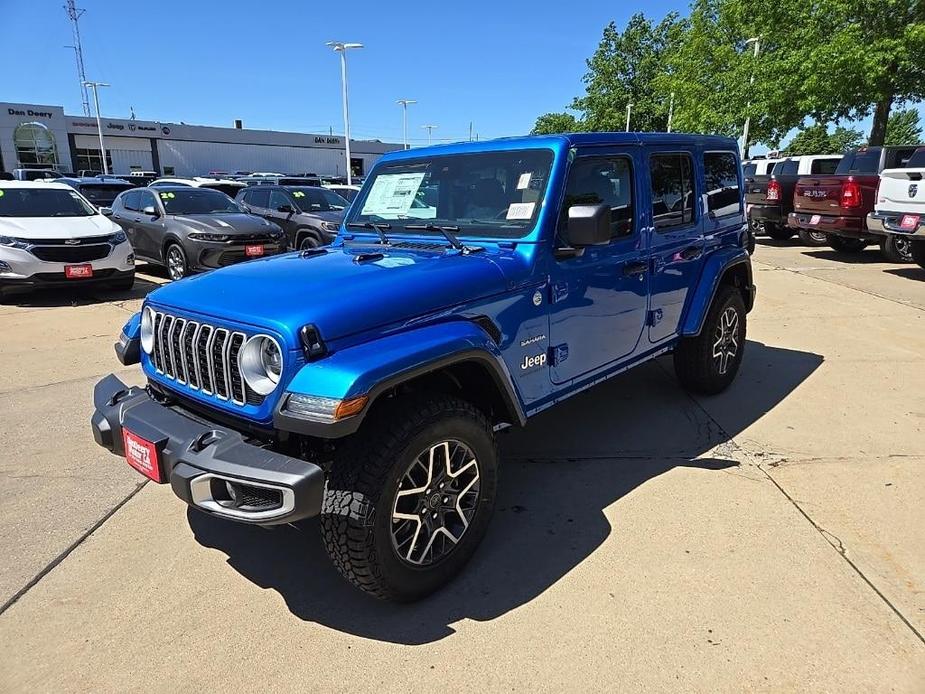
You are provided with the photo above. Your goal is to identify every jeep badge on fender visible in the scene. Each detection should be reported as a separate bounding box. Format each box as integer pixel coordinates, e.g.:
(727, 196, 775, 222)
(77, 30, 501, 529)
(91, 132, 755, 602)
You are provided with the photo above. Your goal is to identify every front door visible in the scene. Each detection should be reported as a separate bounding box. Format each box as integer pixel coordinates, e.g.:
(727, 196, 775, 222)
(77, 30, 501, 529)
(548, 150, 649, 385)
(268, 189, 299, 240)
(135, 189, 165, 262)
(646, 149, 705, 343)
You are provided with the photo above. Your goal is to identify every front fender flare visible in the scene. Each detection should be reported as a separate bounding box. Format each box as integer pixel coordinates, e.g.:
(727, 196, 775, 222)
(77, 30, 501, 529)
(274, 320, 525, 438)
(680, 248, 754, 337)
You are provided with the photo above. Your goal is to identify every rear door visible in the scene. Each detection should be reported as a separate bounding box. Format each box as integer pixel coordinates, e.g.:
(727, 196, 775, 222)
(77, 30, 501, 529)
(646, 147, 704, 344)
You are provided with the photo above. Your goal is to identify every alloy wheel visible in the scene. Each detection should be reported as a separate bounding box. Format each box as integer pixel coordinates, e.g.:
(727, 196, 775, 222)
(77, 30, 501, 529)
(712, 306, 740, 375)
(166, 247, 185, 281)
(809, 231, 827, 244)
(894, 236, 913, 262)
(391, 440, 481, 567)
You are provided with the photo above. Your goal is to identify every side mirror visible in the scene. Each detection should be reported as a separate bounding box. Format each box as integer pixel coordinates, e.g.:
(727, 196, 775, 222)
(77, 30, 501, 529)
(142, 205, 159, 217)
(99, 206, 113, 217)
(277, 204, 295, 214)
(567, 203, 611, 246)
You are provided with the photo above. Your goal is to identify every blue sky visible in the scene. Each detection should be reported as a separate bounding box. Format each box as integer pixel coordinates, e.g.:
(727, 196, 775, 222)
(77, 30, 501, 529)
(1, 0, 919, 151)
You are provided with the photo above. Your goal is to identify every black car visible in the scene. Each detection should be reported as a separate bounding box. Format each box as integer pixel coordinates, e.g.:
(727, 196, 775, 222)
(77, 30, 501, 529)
(236, 184, 347, 250)
(55, 176, 134, 208)
(108, 186, 286, 280)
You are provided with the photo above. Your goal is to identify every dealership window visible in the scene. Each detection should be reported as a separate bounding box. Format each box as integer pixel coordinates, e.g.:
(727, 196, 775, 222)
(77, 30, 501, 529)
(74, 147, 113, 174)
(13, 122, 59, 167)
(703, 152, 742, 217)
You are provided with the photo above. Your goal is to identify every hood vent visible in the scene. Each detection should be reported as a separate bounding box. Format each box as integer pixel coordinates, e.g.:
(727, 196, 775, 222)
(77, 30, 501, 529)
(353, 252, 385, 263)
(299, 248, 328, 258)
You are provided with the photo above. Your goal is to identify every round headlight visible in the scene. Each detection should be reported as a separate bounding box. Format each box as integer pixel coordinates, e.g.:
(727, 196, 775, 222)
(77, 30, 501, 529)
(140, 306, 155, 354)
(238, 335, 283, 396)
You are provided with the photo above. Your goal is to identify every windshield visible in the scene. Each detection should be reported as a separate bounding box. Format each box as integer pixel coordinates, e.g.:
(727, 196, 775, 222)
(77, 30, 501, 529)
(78, 184, 130, 204)
(289, 187, 349, 212)
(0, 187, 96, 217)
(158, 188, 241, 215)
(347, 149, 554, 238)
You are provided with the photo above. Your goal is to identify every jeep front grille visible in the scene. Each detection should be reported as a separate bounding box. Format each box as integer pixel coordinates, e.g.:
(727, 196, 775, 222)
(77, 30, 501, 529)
(151, 312, 260, 406)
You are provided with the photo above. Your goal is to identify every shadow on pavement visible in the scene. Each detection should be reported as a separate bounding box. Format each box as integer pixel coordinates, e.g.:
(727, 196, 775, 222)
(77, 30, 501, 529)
(189, 340, 824, 644)
(801, 249, 887, 265)
(883, 266, 924, 281)
(1, 276, 160, 308)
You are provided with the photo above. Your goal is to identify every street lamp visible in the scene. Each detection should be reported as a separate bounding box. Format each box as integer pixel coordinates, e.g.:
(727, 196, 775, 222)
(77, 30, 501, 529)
(421, 124, 438, 145)
(625, 103, 633, 132)
(741, 37, 761, 158)
(396, 99, 416, 150)
(83, 80, 110, 174)
(325, 41, 363, 185)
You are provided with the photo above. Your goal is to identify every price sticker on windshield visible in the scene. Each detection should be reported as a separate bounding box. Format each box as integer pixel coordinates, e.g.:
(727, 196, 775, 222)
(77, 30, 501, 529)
(506, 202, 535, 220)
(361, 173, 426, 217)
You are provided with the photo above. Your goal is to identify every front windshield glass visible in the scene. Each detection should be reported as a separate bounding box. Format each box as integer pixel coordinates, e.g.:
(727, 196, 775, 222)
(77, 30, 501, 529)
(158, 188, 240, 215)
(347, 149, 554, 238)
(79, 185, 130, 204)
(0, 187, 96, 217)
(289, 187, 348, 212)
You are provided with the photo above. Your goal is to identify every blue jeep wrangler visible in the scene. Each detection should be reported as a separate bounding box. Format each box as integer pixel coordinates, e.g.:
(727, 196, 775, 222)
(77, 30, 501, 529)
(91, 133, 754, 601)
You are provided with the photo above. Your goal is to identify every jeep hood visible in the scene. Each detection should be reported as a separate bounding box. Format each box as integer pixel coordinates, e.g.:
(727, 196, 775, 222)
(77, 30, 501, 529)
(147, 245, 510, 343)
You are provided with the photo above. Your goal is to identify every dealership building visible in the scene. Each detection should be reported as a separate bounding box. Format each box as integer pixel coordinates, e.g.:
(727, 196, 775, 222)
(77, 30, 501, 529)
(1, 101, 401, 178)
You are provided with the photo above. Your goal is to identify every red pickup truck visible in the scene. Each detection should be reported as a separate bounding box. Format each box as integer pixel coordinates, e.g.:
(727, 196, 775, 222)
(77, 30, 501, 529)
(788, 146, 919, 259)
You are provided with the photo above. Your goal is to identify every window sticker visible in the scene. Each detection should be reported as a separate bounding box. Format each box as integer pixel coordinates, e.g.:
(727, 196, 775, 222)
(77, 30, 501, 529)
(0, 190, 5, 197)
(361, 173, 426, 216)
(517, 172, 532, 190)
(159, 192, 175, 199)
(506, 201, 535, 220)
(292, 191, 305, 198)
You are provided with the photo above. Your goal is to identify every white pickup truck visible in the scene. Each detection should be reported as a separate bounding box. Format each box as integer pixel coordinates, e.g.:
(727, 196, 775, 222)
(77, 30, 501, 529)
(867, 146, 925, 266)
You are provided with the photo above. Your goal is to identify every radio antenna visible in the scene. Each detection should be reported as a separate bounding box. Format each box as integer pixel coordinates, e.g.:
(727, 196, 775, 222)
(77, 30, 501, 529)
(64, 0, 91, 116)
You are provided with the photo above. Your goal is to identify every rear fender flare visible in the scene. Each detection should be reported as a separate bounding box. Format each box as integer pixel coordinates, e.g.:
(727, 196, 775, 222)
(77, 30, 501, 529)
(680, 249, 753, 337)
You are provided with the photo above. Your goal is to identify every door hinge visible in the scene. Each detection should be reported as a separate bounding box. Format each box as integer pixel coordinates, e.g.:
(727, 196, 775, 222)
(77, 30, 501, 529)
(551, 344, 569, 366)
(647, 309, 663, 327)
(550, 282, 569, 304)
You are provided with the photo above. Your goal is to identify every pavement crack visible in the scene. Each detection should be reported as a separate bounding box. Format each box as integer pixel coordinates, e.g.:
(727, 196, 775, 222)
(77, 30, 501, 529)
(0, 480, 149, 618)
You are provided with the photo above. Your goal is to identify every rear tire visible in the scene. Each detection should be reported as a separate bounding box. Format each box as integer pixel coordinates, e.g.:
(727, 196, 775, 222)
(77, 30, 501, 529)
(910, 240, 925, 270)
(826, 234, 867, 253)
(764, 223, 794, 241)
(879, 235, 913, 263)
(673, 285, 746, 395)
(798, 228, 828, 246)
(321, 394, 498, 601)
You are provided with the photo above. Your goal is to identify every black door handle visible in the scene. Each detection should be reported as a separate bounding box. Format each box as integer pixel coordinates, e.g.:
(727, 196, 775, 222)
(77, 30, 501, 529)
(623, 260, 648, 276)
(680, 246, 703, 260)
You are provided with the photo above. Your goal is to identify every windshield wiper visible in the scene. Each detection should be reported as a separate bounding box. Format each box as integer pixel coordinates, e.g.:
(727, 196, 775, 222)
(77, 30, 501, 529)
(404, 223, 471, 252)
(346, 221, 390, 245)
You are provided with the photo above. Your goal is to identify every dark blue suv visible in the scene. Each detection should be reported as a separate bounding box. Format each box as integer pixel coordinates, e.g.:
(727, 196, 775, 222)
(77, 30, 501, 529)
(91, 133, 754, 601)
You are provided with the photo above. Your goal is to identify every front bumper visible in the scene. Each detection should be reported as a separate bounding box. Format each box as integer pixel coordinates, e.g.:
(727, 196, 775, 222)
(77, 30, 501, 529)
(0, 268, 134, 295)
(787, 212, 874, 240)
(91, 373, 325, 525)
(0, 240, 135, 293)
(866, 212, 925, 238)
(187, 241, 285, 272)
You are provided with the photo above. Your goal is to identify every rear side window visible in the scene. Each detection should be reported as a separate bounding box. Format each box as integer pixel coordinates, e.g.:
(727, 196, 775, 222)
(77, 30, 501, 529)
(742, 163, 757, 178)
(811, 158, 840, 175)
(772, 159, 799, 176)
(703, 152, 741, 216)
(836, 148, 881, 175)
(121, 189, 141, 211)
(907, 148, 925, 168)
(560, 156, 635, 241)
(650, 153, 694, 230)
(245, 188, 270, 208)
(891, 147, 918, 168)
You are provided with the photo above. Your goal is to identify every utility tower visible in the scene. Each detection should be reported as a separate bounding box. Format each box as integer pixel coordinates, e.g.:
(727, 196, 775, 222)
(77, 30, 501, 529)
(64, 0, 91, 116)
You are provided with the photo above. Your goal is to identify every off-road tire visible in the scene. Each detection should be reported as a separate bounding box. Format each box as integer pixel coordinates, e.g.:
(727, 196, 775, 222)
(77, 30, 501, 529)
(673, 285, 746, 395)
(764, 223, 794, 241)
(321, 393, 498, 601)
(879, 235, 913, 263)
(910, 240, 925, 270)
(826, 234, 867, 253)
(797, 228, 828, 246)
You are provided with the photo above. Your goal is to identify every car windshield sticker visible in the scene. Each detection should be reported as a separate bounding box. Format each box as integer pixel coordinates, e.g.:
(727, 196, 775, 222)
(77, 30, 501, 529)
(517, 172, 532, 190)
(361, 173, 426, 216)
(159, 192, 175, 199)
(292, 191, 305, 198)
(0, 190, 4, 197)
(506, 201, 535, 220)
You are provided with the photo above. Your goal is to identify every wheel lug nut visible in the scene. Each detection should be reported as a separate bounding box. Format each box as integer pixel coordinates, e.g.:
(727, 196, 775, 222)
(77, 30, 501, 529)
(432, 512, 438, 519)
(443, 497, 448, 503)
(439, 483, 444, 489)
(425, 489, 431, 495)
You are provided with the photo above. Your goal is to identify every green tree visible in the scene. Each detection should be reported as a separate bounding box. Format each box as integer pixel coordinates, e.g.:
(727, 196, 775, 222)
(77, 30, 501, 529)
(884, 108, 924, 146)
(571, 13, 683, 132)
(786, 123, 863, 154)
(531, 112, 582, 135)
(829, 126, 866, 153)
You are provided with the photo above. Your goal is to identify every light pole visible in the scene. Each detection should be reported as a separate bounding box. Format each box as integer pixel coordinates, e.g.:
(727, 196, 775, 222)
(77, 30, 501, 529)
(396, 99, 416, 150)
(667, 92, 675, 133)
(625, 103, 633, 132)
(741, 37, 761, 158)
(421, 124, 438, 145)
(326, 41, 363, 185)
(84, 81, 110, 174)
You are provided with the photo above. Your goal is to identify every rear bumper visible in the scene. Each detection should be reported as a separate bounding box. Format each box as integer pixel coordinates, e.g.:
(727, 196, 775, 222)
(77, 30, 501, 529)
(91, 373, 325, 525)
(866, 212, 925, 238)
(787, 212, 874, 240)
(748, 204, 783, 224)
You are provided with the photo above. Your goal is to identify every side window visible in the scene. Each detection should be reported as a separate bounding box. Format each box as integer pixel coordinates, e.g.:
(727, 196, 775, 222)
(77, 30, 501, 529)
(269, 190, 291, 211)
(779, 159, 800, 175)
(650, 153, 694, 231)
(894, 148, 917, 168)
(248, 188, 270, 209)
(811, 158, 839, 175)
(560, 156, 635, 243)
(121, 189, 141, 211)
(703, 152, 741, 217)
(137, 190, 156, 211)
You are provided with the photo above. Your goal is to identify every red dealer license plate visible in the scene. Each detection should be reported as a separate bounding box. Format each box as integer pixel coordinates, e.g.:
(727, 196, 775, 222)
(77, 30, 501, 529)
(122, 429, 163, 482)
(64, 264, 93, 279)
(810, 215, 821, 225)
(900, 214, 919, 231)
(245, 245, 265, 257)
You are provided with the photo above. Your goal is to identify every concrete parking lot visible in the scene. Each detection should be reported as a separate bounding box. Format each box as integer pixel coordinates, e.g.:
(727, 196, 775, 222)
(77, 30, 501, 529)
(0, 245, 922, 692)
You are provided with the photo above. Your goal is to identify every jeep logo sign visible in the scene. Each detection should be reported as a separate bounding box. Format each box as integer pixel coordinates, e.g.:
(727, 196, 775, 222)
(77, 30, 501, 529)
(521, 352, 547, 370)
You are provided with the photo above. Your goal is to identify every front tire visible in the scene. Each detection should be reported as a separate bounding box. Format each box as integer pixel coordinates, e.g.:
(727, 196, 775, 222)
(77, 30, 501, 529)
(910, 240, 925, 270)
(827, 234, 867, 253)
(879, 235, 913, 263)
(764, 223, 794, 241)
(798, 228, 828, 246)
(321, 394, 498, 601)
(673, 285, 746, 395)
(298, 233, 319, 251)
(165, 243, 188, 281)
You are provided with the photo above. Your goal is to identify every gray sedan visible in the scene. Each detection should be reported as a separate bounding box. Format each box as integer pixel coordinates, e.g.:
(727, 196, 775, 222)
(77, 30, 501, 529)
(107, 186, 286, 280)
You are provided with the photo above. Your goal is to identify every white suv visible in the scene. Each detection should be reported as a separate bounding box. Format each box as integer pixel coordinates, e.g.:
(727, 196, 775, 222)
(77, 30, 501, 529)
(0, 181, 135, 300)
